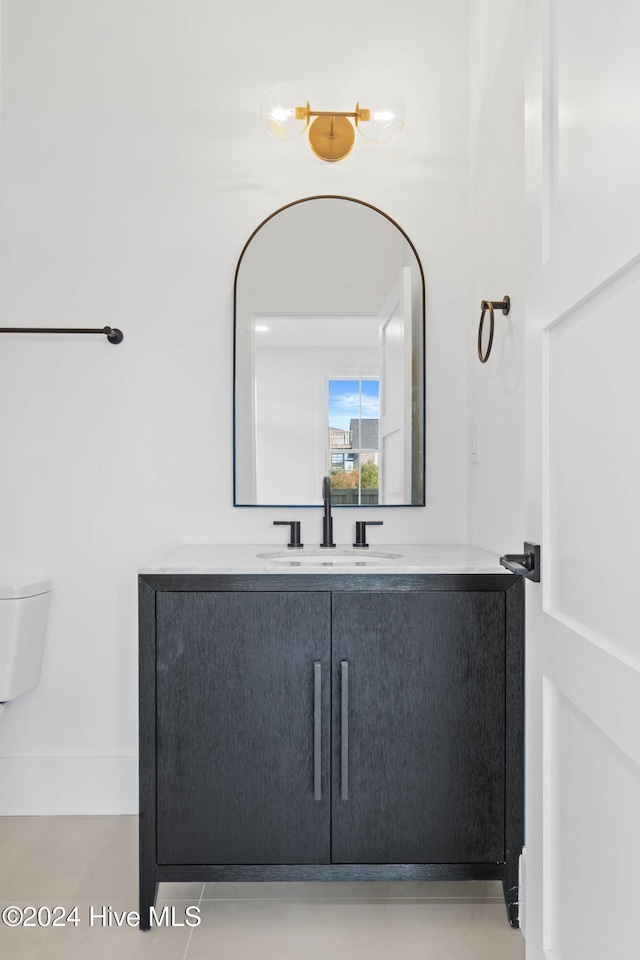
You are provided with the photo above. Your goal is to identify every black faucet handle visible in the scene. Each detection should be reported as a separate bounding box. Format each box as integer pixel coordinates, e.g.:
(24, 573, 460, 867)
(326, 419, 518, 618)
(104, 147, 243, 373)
(353, 520, 383, 549)
(273, 521, 303, 548)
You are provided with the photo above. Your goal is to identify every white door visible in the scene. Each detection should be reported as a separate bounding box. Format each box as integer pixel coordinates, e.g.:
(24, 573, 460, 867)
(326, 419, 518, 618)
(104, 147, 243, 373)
(524, 1, 640, 956)
(379, 267, 412, 504)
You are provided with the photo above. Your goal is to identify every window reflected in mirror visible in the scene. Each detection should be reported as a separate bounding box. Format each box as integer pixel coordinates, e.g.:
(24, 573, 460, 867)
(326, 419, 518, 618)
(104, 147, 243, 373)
(328, 379, 379, 505)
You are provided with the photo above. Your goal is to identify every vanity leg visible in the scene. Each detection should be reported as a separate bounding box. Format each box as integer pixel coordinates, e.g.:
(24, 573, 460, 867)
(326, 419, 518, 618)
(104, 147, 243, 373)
(139, 873, 158, 932)
(502, 861, 520, 928)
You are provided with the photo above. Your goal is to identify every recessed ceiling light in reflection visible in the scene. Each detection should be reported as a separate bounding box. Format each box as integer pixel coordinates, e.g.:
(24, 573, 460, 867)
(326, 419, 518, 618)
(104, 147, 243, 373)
(255, 325, 270, 332)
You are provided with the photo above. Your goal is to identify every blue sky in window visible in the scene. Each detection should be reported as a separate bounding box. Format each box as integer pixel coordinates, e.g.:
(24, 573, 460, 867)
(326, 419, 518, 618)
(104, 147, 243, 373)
(328, 380, 380, 430)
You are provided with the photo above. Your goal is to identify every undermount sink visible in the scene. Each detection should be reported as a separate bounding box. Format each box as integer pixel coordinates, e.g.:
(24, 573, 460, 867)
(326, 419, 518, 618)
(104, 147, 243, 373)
(257, 549, 402, 566)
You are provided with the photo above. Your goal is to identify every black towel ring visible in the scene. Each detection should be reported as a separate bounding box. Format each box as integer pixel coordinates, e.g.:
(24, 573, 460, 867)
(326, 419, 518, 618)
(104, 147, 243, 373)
(478, 296, 510, 363)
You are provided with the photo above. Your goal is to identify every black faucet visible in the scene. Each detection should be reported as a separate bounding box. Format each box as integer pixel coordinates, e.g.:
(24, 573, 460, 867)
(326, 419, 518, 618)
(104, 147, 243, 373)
(353, 520, 383, 548)
(273, 520, 303, 548)
(320, 476, 336, 548)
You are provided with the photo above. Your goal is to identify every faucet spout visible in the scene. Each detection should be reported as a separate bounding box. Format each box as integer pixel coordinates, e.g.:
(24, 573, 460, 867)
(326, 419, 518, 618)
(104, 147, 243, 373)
(320, 476, 336, 548)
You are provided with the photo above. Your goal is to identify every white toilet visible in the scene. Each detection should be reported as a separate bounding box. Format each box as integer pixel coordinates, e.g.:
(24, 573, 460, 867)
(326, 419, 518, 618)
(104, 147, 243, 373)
(0, 577, 50, 703)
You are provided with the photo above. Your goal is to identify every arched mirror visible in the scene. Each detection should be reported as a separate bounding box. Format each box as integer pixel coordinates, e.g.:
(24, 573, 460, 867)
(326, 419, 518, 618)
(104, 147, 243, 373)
(234, 196, 425, 507)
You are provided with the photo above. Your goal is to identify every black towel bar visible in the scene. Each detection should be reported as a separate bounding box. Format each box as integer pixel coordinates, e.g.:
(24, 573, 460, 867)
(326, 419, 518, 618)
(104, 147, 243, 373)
(0, 325, 123, 344)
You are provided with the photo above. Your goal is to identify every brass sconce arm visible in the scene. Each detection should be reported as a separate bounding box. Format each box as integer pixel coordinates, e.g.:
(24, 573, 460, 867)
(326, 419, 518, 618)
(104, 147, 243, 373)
(295, 104, 372, 122)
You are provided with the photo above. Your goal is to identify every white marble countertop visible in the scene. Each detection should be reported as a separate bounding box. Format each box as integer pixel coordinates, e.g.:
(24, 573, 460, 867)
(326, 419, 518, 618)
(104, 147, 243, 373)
(139, 543, 509, 576)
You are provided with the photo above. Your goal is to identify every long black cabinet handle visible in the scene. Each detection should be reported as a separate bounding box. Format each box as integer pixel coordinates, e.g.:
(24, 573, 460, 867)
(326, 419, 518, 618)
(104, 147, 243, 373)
(313, 662, 322, 801)
(341, 660, 349, 801)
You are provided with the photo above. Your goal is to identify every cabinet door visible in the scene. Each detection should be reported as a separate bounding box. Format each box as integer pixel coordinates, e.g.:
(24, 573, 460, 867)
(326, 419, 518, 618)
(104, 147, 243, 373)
(156, 591, 331, 864)
(332, 591, 505, 863)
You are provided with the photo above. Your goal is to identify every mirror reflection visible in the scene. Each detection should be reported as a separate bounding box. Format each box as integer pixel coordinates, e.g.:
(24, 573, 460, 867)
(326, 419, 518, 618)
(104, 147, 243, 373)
(234, 197, 425, 506)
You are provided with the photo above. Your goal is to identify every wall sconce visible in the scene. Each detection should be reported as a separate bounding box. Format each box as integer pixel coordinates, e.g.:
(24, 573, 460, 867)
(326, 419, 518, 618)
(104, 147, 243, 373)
(260, 82, 404, 162)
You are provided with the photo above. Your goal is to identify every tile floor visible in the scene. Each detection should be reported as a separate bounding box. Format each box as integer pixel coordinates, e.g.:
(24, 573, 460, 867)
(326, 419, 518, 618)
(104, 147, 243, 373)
(0, 816, 525, 959)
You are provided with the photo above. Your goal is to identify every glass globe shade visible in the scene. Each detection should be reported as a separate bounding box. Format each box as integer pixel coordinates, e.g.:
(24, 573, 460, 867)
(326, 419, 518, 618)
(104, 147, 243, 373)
(356, 91, 405, 144)
(260, 83, 309, 142)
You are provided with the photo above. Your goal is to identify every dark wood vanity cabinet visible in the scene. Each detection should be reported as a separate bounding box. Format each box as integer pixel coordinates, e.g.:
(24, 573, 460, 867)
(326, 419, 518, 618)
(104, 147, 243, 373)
(331, 591, 506, 865)
(155, 591, 331, 866)
(139, 573, 523, 930)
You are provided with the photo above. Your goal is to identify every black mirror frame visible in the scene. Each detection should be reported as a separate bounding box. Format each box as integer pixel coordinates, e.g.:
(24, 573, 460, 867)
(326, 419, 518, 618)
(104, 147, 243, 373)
(233, 195, 426, 508)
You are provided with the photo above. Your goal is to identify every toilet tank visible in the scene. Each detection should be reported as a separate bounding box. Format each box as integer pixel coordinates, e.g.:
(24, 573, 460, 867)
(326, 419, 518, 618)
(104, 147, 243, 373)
(0, 578, 50, 701)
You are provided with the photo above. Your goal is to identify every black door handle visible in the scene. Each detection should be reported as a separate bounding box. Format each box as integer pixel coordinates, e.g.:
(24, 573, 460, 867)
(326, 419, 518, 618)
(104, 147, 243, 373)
(500, 542, 541, 582)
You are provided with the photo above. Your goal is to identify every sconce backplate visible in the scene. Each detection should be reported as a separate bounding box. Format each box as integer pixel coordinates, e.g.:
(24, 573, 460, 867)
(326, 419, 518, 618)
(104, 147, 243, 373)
(308, 115, 355, 162)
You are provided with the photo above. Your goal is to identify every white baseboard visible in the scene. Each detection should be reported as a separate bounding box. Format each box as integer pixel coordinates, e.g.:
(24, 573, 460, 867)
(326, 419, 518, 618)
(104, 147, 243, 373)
(0, 756, 138, 814)
(519, 845, 527, 938)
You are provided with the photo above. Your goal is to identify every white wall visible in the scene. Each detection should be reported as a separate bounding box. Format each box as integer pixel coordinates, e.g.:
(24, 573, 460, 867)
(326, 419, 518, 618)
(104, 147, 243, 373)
(467, 0, 526, 555)
(0, 0, 471, 813)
